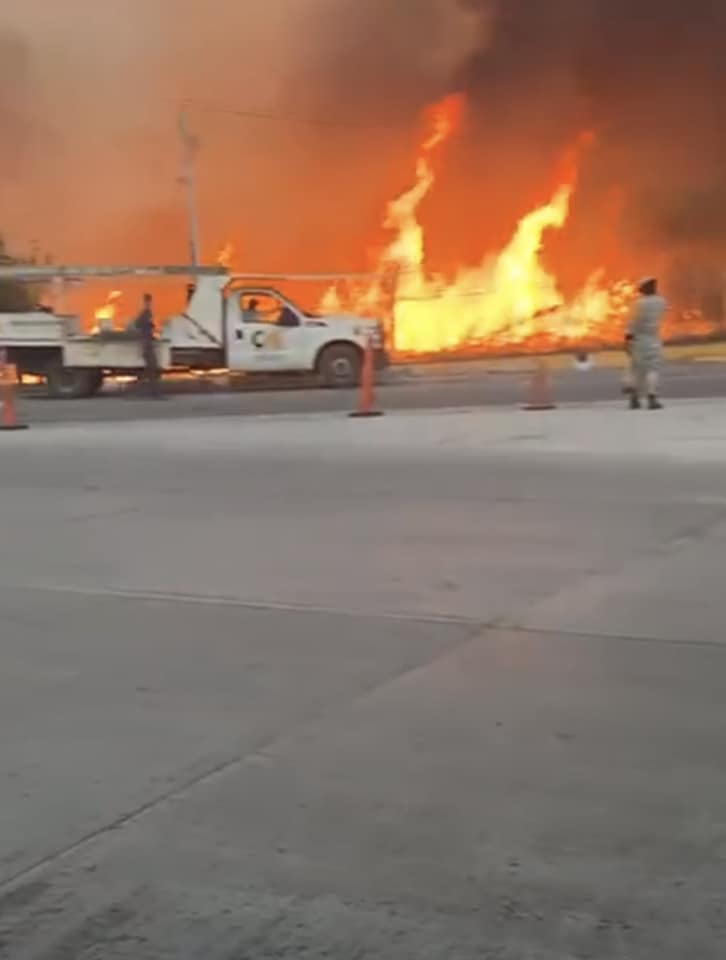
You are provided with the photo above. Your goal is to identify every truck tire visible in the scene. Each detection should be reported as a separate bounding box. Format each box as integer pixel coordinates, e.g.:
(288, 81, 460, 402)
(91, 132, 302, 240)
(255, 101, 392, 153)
(46, 361, 103, 399)
(317, 343, 362, 389)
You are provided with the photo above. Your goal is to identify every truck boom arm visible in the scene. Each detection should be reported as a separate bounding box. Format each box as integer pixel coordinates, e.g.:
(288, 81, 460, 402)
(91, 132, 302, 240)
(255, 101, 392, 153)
(0, 265, 227, 281)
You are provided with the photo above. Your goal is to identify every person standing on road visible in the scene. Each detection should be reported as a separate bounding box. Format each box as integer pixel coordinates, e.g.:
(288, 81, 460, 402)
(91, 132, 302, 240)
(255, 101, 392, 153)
(624, 277, 667, 410)
(133, 292, 162, 397)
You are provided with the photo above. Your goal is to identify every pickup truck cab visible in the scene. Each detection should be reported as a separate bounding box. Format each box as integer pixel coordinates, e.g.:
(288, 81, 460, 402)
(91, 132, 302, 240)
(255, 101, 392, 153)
(167, 278, 388, 388)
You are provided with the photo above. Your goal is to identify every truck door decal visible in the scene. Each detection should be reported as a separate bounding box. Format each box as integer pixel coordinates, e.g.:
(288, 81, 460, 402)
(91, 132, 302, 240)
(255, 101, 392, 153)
(252, 329, 284, 350)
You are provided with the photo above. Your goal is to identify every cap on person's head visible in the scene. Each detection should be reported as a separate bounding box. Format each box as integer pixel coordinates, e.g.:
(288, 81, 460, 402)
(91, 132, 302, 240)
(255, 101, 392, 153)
(638, 277, 657, 296)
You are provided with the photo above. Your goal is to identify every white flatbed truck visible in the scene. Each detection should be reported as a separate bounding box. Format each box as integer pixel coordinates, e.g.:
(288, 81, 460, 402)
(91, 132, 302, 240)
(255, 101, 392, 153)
(0, 265, 387, 398)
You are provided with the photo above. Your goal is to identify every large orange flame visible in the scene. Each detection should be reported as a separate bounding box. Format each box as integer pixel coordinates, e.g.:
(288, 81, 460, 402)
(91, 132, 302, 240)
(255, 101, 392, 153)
(93, 289, 122, 328)
(321, 97, 663, 355)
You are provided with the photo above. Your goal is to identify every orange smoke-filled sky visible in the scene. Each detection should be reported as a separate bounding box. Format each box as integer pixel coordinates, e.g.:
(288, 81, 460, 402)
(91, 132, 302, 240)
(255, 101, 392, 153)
(0, 0, 485, 274)
(3, 0, 726, 311)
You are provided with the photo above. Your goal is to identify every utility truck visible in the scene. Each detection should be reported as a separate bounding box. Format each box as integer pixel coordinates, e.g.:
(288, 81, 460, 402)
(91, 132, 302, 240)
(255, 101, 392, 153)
(0, 265, 387, 398)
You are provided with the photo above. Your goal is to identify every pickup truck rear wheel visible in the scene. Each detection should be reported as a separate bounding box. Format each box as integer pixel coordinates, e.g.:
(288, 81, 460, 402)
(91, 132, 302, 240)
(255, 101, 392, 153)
(46, 361, 103, 399)
(317, 343, 362, 389)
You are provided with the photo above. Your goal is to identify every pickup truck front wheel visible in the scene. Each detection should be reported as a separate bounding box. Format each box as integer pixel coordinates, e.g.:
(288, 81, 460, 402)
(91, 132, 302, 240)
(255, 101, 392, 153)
(317, 343, 362, 389)
(46, 361, 104, 399)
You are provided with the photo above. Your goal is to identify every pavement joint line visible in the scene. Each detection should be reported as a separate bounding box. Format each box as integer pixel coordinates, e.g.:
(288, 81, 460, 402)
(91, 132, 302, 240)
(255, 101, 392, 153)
(487, 622, 726, 653)
(0, 622, 481, 898)
(5, 582, 724, 656)
(0, 581, 490, 628)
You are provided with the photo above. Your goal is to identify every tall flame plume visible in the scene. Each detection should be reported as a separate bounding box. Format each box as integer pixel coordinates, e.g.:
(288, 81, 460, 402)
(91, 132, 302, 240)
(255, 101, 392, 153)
(322, 95, 650, 355)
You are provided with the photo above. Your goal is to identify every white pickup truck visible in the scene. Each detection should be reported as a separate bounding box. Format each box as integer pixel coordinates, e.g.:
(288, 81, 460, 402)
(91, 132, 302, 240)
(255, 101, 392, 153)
(0, 268, 387, 398)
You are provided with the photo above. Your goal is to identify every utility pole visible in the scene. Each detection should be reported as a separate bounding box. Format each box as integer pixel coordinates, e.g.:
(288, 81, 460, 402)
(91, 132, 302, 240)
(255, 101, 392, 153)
(178, 108, 202, 268)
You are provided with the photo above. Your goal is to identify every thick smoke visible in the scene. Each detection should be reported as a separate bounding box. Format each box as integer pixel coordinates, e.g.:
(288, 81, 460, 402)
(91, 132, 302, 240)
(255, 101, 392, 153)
(0, 0, 480, 270)
(456, 0, 726, 301)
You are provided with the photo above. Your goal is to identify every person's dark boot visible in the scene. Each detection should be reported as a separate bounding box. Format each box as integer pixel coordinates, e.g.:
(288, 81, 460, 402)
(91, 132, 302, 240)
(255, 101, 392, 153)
(628, 391, 641, 410)
(647, 394, 663, 410)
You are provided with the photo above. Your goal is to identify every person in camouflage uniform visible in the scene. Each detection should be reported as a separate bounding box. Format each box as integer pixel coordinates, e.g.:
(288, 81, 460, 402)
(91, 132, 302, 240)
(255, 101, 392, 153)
(624, 277, 667, 410)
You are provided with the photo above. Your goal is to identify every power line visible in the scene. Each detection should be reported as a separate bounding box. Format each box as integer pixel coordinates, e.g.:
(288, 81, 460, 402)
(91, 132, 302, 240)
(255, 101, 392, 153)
(179, 99, 404, 131)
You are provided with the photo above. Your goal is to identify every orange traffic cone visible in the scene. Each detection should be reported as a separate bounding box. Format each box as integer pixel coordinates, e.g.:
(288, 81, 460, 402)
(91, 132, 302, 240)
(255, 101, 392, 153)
(349, 335, 384, 418)
(0, 364, 28, 431)
(522, 359, 556, 411)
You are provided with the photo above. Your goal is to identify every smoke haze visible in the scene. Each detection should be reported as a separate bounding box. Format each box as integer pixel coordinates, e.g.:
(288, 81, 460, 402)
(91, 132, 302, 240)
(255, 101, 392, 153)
(1, 0, 725, 299)
(0, 0, 480, 269)
(456, 0, 726, 291)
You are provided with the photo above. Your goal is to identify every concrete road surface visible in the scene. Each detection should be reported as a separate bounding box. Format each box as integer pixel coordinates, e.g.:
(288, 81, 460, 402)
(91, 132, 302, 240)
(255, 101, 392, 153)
(17, 359, 726, 424)
(2, 404, 726, 958)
